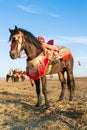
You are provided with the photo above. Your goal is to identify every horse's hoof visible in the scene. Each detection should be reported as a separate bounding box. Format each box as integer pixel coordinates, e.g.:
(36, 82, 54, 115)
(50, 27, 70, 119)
(58, 98, 63, 101)
(35, 103, 41, 107)
(69, 99, 73, 101)
(45, 102, 50, 108)
(69, 97, 73, 101)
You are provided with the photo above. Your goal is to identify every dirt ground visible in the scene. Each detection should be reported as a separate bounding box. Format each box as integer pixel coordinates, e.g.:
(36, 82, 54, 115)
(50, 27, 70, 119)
(0, 77, 87, 130)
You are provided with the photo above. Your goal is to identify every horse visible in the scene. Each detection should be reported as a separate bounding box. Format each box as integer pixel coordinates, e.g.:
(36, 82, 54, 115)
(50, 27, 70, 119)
(12, 69, 26, 82)
(9, 26, 75, 107)
(6, 73, 13, 82)
(14, 70, 26, 82)
(6, 68, 14, 82)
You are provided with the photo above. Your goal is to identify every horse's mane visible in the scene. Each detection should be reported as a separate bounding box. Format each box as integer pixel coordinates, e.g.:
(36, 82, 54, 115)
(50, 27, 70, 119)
(18, 28, 43, 51)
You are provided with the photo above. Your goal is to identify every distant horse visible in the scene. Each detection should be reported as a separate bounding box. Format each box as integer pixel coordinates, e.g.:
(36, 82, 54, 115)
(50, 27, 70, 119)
(12, 70, 26, 82)
(9, 26, 75, 106)
(12, 70, 20, 82)
(6, 73, 13, 82)
(6, 70, 19, 82)
(20, 71, 26, 82)
(14, 70, 26, 82)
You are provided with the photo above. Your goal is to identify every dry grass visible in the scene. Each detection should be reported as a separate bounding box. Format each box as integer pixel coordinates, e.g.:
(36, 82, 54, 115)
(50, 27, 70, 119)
(0, 77, 87, 130)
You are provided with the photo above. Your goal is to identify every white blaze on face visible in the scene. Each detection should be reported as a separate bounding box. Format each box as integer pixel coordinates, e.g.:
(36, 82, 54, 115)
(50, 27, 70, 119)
(13, 31, 23, 53)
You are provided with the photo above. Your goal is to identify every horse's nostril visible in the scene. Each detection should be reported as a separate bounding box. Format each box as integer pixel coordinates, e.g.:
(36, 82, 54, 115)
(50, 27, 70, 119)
(10, 52, 15, 59)
(12, 54, 15, 58)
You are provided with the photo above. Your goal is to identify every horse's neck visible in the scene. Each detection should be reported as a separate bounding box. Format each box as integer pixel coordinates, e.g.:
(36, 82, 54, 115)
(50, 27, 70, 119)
(24, 41, 42, 60)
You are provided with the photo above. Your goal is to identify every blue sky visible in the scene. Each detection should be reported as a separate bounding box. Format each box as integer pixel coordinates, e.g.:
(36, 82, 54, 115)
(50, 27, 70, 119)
(0, 0, 87, 77)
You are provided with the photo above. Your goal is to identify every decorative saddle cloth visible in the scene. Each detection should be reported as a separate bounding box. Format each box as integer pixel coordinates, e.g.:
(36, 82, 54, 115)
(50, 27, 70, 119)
(47, 46, 72, 63)
(26, 46, 72, 80)
(26, 52, 49, 80)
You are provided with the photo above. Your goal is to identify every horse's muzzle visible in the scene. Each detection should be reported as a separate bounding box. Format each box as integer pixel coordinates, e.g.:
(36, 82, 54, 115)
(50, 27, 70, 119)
(9, 51, 20, 59)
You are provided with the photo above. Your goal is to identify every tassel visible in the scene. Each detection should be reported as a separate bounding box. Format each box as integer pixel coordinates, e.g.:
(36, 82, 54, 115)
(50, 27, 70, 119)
(29, 78, 34, 87)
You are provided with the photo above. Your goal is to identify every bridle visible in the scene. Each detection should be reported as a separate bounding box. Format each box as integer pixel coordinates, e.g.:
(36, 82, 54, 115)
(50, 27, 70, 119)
(10, 31, 25, 57)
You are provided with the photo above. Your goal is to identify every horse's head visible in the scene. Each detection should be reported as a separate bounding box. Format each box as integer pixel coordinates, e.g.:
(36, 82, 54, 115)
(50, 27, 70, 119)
(9, 26, 25, 59)
(9, 26, 44, 60)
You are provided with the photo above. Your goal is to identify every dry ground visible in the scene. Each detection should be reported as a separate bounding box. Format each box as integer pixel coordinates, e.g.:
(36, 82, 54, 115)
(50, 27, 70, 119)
(0, 77, 87, 130)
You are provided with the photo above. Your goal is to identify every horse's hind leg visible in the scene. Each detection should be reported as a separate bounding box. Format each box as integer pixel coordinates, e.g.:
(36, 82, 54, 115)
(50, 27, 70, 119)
(41, 76, 49, 106)
(67, 58, 75, 101)
(58, 71, 66, 101)
(67, 72, 75, 101)
(34, 79, 42, 106)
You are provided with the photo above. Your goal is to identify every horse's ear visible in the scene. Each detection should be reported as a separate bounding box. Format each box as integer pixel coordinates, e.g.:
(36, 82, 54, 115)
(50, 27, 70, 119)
(9, 28, 12, 34)
(15, 25, 18, 30)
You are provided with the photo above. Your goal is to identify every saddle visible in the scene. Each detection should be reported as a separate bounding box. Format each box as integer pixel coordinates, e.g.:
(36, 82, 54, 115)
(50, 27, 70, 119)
(47, 46, 72, 64)
(47, 39, 54, 45)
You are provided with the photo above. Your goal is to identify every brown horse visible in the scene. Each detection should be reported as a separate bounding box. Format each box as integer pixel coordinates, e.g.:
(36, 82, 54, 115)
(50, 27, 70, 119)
(9, 26, 75, 107)
(6, 73, 13, 82)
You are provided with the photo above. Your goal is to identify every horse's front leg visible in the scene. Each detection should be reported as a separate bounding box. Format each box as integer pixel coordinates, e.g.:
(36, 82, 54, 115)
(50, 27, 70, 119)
(34, 79, 42, 106)
(58, 71, 66, 101)
(41, 76, 49, 106)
